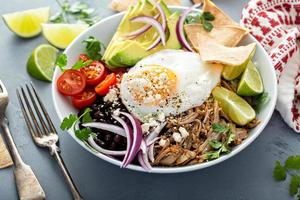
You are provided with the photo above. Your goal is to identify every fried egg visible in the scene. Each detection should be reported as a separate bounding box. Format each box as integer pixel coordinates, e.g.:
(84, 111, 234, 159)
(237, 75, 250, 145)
(120, 49, 223, 122)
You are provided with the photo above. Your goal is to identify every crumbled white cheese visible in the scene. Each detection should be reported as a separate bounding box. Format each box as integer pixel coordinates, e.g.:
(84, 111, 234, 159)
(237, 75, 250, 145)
(149, 118, 159, 127)
(179, 127, 189, 138)
(104, 88, 118, 102)
(113, 108, 120, 116)
(172, 132, 182, 143)
(157, 112, 165, 122)
(159, 138, 167, 147)
(141, 123, 150, 134)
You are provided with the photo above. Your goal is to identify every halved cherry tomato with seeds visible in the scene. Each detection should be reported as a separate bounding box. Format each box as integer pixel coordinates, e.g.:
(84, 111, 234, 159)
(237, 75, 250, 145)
(57, 69, 86, 96)
(95, 73, 117, 96)
(71, 88, 97, 109)
(78, 54, 90, 62)
(80, 61, 107, 86)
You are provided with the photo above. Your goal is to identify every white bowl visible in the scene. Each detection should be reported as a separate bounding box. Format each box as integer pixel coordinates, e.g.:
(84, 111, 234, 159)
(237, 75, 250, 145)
(52, 7, 277, 173)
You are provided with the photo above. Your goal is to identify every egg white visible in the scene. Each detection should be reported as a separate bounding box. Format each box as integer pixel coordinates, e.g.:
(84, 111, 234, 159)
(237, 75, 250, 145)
(120, 49, 223, 122)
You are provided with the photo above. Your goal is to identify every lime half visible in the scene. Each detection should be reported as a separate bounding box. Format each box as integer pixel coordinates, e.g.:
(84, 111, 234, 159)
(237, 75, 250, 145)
(2, 7, 49, 38)
(27, 44, 59, 82)
(212, 86, 256, 126)
(237, 61, 263, 96)
(42, 23, 89, 49)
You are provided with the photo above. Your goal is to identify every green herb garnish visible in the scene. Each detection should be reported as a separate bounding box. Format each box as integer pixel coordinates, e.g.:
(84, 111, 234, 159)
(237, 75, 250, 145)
(51, 0, 100, 25)
(185, 11, 215, 32)
(273, 156, 300, 198)
(206, 123, 235, 160)
(60, 108, 93, 141)
(273, 161, 286, 181)
(72, 59, 92, 70)
(82, 36, 105, 60)
(55, 54, 68, 71)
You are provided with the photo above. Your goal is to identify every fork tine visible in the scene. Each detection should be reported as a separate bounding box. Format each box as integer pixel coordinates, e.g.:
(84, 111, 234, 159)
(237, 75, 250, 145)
(16, 89, 38, 138)
(25, 84, 49, 135)
(30, 83, 57, 134)
(20, 87, 43, 137)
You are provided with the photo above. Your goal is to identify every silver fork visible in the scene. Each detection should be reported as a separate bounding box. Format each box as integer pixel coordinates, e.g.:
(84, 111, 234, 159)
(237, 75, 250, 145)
(0, 80, 45, 200)
(17, 83, 83, 200)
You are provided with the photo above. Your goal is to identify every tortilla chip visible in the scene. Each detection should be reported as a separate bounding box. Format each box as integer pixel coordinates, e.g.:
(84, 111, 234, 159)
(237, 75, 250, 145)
(0, 135, 13, 169)
(185, 24, 249, 47)
(203, 0, 239, 27)
(196, 34, 256, 66)
(110, 0, 181, 12)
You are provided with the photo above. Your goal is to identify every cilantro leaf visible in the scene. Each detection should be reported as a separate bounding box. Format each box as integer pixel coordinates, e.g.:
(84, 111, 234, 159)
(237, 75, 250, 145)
(273, 161, 287, 181)
(202, 21, 213, 32)
(208, 139, 223, 149)
(60, 114, 78, 130)
(289, 174, 300, 195)
(72, 59, 92, 70)
(285, 156, 300, 170)
(202, 12, 215, 21)
(206, 150, 221, 160)
(185, 12, 202, 24)
(50, 12, 65, 23)
(82, 108, 93, 123)
(67, 1, 88, 14)
(212, 123, 229, 134)
(227, 132, 235, 145)
(75, 128, 92, 141)
(82, 36, 105, 60)
(55, 54, 68, 71)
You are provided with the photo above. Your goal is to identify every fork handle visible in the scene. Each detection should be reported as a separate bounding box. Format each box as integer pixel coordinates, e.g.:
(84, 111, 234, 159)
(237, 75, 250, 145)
(50, 146, 83, 200)
(0, 119, 45, 200)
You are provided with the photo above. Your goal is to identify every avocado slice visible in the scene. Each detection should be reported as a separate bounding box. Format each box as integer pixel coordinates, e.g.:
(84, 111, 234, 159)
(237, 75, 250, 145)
(166, 11, 181, 49)
(103, 0, 177, 68)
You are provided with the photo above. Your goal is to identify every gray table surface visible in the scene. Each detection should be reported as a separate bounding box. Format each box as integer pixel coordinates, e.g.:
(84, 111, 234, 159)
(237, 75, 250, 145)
(0, 0, 299, 199)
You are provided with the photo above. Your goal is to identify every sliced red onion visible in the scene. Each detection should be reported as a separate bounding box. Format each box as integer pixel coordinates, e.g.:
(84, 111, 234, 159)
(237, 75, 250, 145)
(138, 140, 152, 171)
(127, 14, 160, 39)
(146, 137, 159, 147)
(112, 115, 133, 168)
(119, 112, 143, 167)
(145, 122, 166, 145)
(176, 4, 201, 52)
(148, 143, 155, 163)
(82, 122, 126, 137)
(88, 136, 126, 156)
(131, 16, 166, 49)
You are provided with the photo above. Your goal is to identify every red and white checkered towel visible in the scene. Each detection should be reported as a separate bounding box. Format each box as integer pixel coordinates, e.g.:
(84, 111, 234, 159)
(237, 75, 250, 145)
(241, 0, 300, 132)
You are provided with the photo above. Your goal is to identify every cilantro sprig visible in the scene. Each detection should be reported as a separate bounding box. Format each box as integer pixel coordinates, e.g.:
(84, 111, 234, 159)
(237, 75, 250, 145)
(82, 36, 106, 60)
(55, 53, 92, 71)
(273, 156, 300, 198)
(60, 108, 93, 141)
(185, 11, 215, 32)
(51, 0, 101, 25)
(205, 123, 235, 160)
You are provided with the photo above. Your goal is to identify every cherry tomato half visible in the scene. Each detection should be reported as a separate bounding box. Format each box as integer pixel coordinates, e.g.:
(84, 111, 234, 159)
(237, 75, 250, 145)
(78, 54, 90, 62)
(57, 69, 86, 96)
(80, 61, 107, 86)
(71, 88, 97, 109)
(95, 73, 117, 96)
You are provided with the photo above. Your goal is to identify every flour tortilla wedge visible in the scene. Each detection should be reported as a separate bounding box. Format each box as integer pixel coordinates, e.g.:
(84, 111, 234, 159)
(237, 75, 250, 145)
(185, 24, 249, 47)
(0, 135, 13, 169)
(203, 0, 240, 27)
(196, 34, 256, 66)
(110, 0, 181, 12)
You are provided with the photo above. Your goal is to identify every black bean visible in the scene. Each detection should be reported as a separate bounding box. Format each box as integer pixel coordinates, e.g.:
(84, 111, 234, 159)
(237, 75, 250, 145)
(95, 138, 106, 148)
(108, 142, 117, 150)
(114, 135, 122, 143)
(104, 134, 113, 142)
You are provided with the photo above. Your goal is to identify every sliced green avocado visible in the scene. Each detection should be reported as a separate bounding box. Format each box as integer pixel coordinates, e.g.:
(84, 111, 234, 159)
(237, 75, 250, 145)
(166, 11, 181, 49)
(103, 0, 176, 68)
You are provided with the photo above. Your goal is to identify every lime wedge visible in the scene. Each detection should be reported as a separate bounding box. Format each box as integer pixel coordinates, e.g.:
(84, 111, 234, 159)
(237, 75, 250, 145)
(42, 23, 89, 49)
(27, 44, 59, 82)
(212, 86, 256, 126)
(222, 47, 256, 81)
(2, 7, 49, 38)
(237, 61, 263, 96)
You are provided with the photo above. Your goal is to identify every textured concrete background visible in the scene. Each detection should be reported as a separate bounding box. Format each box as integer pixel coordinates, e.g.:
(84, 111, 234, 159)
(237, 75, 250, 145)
(0, 0, 299, 199)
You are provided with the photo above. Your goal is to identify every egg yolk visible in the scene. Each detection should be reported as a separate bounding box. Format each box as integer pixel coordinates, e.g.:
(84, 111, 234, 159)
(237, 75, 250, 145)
(126, 65, 177, 106)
